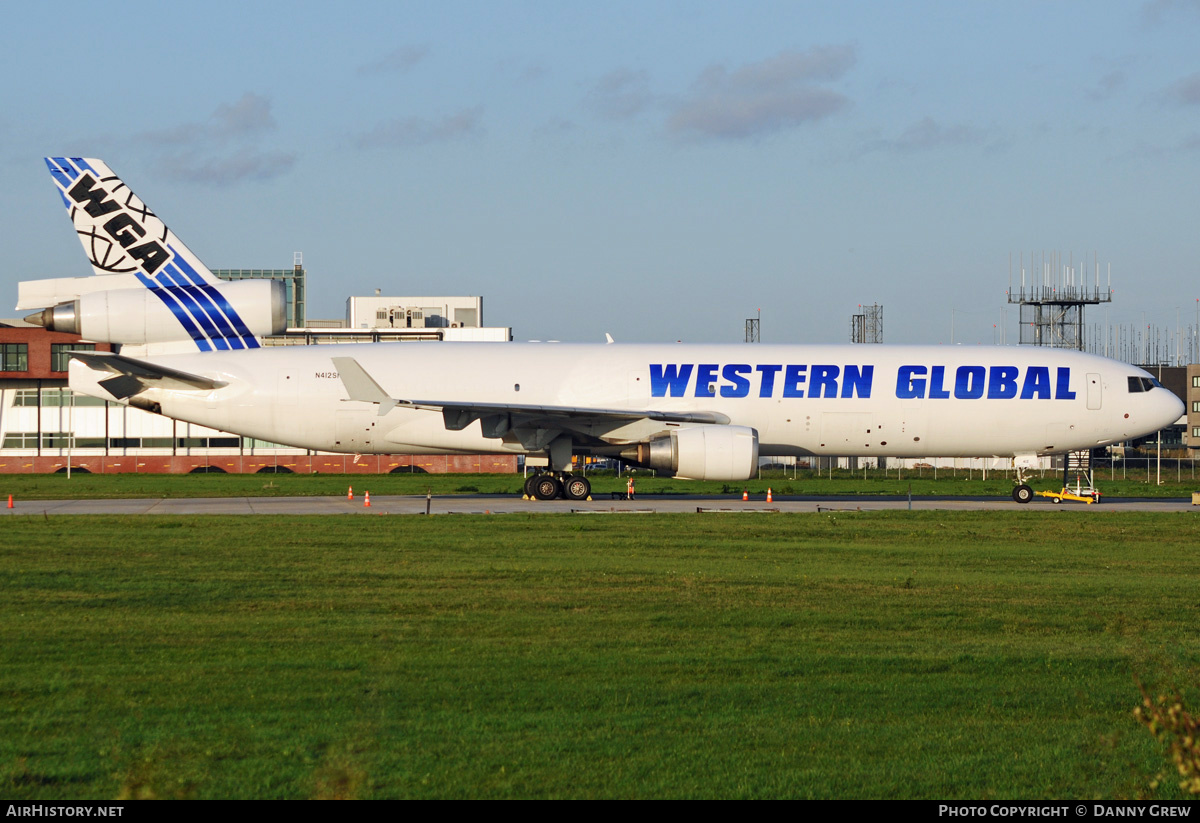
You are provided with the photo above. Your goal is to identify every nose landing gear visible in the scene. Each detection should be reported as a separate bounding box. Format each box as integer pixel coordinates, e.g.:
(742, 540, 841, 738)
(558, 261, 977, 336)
(1012, 484, 1034, 504)
(1011, 454, 1101, 504)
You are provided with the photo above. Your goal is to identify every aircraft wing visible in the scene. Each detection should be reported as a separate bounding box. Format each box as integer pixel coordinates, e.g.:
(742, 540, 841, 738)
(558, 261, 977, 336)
(332, 356, 730, 434)
(69, 351, 228, 399)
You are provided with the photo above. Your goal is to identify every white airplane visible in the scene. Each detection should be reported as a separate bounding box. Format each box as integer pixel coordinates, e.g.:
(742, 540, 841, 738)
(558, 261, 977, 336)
(20, 157, 1185, 503)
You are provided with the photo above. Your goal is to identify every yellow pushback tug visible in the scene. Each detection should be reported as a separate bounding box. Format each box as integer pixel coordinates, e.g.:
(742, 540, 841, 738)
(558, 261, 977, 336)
(1033, 473, 1102, 504)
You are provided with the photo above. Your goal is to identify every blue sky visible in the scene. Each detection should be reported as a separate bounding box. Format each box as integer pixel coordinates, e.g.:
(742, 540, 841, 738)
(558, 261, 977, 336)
(2, 0, 1198, 348)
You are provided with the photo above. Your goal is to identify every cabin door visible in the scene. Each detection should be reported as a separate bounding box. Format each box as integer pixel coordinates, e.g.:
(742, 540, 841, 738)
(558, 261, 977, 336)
(1086, 373, 1102, 410)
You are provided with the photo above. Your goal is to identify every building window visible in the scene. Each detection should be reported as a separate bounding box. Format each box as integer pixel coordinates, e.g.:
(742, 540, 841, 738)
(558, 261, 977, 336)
(51, 343, 95, 372)
(175, 437, 241, 449)
(1, 432, 73, 448)
(1194, 376, 1200, 388)
(1, 432, 39, 448)
(1, 343, 28, 371)
(1194, 402, 1200, 413)
(12, 388, 105, 407)
(245, 438, 289, 449)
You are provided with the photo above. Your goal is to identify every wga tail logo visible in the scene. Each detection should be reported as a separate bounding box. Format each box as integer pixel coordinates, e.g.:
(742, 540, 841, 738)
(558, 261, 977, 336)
(67, 173, 170, 276)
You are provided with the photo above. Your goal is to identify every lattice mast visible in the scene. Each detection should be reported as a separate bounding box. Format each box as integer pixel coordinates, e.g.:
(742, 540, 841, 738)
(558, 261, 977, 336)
(1007, 252, 1112, 350)
(850, 303, 883, 343)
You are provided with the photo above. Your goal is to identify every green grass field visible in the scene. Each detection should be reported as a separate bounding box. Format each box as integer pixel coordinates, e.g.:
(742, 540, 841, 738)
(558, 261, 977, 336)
(2, 512, 1198, 798)
(2, 466, 1198, 500)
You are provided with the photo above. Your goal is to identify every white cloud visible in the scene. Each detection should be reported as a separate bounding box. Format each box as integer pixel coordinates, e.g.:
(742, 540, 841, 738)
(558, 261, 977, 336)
(859, 117, 992, 154)
(357, 46, 429, 76)
(355, 107, 485, 148)
(1167, 72, 1200, 105)
(666, 46, 855, 140)
(587, 69, 655, 120)
(133, 93, 294, 185)
(156, 148, 297, 186)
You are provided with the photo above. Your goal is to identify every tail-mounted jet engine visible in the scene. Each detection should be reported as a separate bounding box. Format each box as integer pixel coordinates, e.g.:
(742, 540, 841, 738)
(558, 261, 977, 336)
(24, 280, 286, 346)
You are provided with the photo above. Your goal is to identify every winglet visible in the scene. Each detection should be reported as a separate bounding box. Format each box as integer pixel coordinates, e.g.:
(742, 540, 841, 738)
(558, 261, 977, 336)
(332, 357, 397, 416)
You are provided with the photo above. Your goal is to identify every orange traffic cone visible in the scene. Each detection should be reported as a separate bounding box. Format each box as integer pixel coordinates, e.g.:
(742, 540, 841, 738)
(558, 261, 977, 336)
(6, 494, 12, 509)
(347, 486, 354, 500)
(364, 491, 371, 507)
(766, 487, 773, 503)
(742, 489, 748, 501)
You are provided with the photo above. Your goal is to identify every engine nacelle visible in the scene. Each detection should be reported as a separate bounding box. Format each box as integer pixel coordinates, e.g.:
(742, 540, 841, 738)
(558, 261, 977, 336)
(620, 425, 759, 481)
(25, 280, 286, 346)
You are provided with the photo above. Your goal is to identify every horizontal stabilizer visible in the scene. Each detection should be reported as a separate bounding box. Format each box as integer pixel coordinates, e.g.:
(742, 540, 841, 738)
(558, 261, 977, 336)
(70, 351, 227, 399)
(16, 274, 145, 311)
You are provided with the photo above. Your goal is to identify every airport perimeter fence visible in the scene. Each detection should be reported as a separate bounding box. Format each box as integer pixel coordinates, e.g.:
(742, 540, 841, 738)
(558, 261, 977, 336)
(758, 456, 1199, 486)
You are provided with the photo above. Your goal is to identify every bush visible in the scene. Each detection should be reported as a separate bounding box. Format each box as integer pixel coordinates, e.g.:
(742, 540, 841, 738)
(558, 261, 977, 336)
(1134, 680, 1200, 795)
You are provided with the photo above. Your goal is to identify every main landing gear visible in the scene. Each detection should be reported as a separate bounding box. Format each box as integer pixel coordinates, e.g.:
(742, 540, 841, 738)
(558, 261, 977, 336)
(524, 472, 591, 501)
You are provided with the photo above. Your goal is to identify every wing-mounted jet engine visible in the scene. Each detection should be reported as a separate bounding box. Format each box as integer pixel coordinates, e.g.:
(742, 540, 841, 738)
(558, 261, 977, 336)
(618, 426, 759, 481)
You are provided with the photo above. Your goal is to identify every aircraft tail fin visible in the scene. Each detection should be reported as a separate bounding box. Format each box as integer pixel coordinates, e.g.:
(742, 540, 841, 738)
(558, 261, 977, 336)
(39, 158, 283, 352)
(44, 157, 220, 286)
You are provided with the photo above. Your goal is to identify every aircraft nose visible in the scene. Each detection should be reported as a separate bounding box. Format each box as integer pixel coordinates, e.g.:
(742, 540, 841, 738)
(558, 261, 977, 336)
(1156, 389, 1185, 430)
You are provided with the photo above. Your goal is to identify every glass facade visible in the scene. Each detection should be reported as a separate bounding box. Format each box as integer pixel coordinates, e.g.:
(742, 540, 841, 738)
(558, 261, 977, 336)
(2, 434, 239, 450)
(0, 432, 104, 449)
(51, 343, 95, 372)
(213, 267, 306, 327)
(12, 388, 106, 407)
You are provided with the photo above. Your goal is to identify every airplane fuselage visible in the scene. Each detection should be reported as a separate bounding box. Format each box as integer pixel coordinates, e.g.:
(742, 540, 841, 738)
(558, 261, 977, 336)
(70, 342, 1182, 461)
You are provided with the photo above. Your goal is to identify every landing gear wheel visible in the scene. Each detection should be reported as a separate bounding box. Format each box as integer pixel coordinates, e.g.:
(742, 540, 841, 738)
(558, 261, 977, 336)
(563, 475, 591, 501)
(532, 475, 562, 501)
(1012, 484, 1033, 504)
(1051, 496, 1062, 504)
(523, 474, 539, 498)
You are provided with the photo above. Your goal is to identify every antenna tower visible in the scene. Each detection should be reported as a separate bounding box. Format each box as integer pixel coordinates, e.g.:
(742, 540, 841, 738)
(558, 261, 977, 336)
(1007, 252, 1112, 350)
(850, 303, 883, 343)
(745, 309, 760, 343)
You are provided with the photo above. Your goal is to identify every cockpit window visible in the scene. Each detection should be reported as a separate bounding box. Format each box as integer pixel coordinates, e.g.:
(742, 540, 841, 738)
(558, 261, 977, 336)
(1127, 376, 1161, 393)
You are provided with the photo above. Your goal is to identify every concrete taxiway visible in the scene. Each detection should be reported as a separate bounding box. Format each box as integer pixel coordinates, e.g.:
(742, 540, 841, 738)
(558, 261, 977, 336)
(2, 494, 1195, 515)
